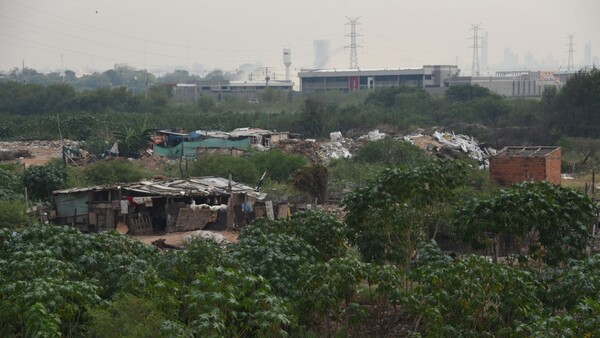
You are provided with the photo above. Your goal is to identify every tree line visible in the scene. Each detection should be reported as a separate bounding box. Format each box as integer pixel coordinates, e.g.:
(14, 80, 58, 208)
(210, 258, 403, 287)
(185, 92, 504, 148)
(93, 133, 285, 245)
(1, 67, 598, 148)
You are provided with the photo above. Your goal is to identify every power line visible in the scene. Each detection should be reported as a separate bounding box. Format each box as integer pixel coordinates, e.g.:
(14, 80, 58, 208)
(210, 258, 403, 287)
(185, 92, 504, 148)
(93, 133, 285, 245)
(345, 17, 361, 69)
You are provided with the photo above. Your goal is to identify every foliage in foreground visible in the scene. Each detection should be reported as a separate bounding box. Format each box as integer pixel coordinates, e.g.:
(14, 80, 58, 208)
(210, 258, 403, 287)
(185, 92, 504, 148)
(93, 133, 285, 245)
(451, 181, 595, 266)
(2, 159, 600, 337)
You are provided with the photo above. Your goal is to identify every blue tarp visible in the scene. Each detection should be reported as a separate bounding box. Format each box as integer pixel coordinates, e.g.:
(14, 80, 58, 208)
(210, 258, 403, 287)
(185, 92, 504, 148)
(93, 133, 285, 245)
(153, 138, 251, 158)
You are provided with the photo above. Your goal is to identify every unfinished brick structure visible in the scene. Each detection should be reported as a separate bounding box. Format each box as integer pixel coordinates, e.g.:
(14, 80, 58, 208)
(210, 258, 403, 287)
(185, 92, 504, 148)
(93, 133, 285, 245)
(489, 146, 561, 186)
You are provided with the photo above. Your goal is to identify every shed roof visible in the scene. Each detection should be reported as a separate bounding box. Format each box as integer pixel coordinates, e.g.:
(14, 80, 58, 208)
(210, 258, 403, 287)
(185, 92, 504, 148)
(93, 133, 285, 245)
(53, 176, 266, 200)
(494, 146, 560, 157)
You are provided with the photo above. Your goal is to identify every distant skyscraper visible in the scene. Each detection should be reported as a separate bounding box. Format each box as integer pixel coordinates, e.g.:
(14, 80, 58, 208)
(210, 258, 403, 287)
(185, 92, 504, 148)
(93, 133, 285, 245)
(584, 41, 592, 67)
(504, 48, 518, 70)
(481, 32, 488, 73)
(523, 52, 535, 69)
(314, 40, 330, 69)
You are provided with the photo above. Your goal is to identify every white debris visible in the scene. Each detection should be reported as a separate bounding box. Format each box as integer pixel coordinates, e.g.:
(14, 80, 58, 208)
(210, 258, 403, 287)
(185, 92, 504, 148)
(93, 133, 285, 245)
(183, 230, 227, 245)
(432, 131, 493, 167)
(561, 173, 574, 180)
(318, 135, 354, 164)
(402, 134, 424, 143)
(330, 131, 343, 141)
(358, 129, 386, 142)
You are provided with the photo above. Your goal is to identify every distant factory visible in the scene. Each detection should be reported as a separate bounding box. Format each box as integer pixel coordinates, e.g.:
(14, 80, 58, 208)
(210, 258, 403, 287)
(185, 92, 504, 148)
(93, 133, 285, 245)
(298, 66, 575, 98)
(298, 65, 459, 95)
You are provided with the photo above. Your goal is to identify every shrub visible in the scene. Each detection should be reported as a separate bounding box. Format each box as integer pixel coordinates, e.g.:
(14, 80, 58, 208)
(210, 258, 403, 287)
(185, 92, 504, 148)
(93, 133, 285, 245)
(82, 159, 148, 185)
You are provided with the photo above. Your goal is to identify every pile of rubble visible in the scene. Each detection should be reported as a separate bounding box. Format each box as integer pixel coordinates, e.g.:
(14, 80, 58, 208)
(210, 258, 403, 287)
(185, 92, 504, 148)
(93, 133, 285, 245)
(276, 139, 322, 163)
(317, 132, 354, 164)
(404, 131, 496, 167)
(357, 129, 386, 142)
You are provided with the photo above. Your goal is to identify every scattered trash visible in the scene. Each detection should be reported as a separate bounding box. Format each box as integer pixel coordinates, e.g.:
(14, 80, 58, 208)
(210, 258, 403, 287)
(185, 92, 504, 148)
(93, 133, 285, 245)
(358, 129, 386, 142)
(183, 230, 228, 245)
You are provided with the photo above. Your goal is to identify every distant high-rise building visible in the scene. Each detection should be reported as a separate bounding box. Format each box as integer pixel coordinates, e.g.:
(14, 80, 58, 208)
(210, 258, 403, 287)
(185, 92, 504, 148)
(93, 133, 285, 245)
(314, 40, 330, 69)
(523, 52, 535, 69)
(481, 32, 488, 73)
(504, 48, 519, 70)
(584, 41, 592, 67)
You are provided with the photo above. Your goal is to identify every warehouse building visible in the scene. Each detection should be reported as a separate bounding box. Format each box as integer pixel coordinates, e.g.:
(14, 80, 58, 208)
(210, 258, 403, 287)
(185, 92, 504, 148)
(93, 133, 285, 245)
(297, 65, 459, 94)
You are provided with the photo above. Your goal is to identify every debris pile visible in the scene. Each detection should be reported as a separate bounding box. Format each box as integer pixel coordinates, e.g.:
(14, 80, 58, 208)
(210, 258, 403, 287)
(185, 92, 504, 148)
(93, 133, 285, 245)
(404, 131, 496, 167)
(358, 129, 386, 142)
(276, 139, 322, 163)
(318, 132, 353, 164)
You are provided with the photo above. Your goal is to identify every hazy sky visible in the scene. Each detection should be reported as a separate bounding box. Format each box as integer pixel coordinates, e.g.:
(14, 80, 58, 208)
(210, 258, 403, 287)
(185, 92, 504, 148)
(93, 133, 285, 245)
(1, 0, 599, 77)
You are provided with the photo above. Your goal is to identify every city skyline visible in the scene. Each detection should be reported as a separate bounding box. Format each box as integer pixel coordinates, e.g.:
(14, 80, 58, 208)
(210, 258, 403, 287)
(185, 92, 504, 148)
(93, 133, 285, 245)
(1, 0, 599, 77)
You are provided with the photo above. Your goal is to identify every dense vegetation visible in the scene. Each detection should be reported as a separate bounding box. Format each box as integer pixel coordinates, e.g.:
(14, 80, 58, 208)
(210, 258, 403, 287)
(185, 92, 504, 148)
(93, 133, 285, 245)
(1, 67, 599, 157)
(1, 161, 599, 336)
(1, 66, 600, 336)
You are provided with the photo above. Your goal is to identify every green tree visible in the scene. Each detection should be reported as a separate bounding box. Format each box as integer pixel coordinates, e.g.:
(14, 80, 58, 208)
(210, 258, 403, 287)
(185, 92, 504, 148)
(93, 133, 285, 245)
(239, 211, 348, 262)
(22, 162, 68, 202)
(451, 181, 595, 266)
(228, 231, 318, 298)
(188, 155, 259, 185)
(0, 166, 23, 200)
(182, 267, 292, 337)
(409, 254, 542, 336)
(354, 137, 428, 166)
(292, 163, 328, 203)
(87, 293, 165, 338)
(113, 117, 152, 157)
(298, 96, 325, 138)
(249, 149, 308, 183)
(196, 95, 216, 113)
(0, 200, 29, 229)
(343, 159, 466, 266)
(445, 84, 499, 102)
(82, 159, 149, 185)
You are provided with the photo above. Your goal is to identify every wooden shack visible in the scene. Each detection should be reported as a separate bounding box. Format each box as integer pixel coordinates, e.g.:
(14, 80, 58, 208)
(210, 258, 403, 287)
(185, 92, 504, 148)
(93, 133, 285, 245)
(52, 176, 266, 235)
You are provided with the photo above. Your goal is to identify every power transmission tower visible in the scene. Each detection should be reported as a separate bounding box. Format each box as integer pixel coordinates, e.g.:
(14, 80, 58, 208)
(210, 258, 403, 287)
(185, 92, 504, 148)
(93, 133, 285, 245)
(567, 33, 576, 70)
(470, 24, 481, 77)
(345, 17, 362, 69)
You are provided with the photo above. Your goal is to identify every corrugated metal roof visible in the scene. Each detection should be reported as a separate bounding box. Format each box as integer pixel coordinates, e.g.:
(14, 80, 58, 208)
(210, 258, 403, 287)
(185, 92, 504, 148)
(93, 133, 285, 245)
(495, 146, 559, 157)
(53, 176, 266, 200)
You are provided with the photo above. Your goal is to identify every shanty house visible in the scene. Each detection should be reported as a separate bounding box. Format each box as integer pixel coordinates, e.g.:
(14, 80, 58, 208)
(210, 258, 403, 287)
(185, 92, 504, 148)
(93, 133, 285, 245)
(151, 128, 289, 159)
(489, 146, 561, 186)
(52, 177, 266, 235)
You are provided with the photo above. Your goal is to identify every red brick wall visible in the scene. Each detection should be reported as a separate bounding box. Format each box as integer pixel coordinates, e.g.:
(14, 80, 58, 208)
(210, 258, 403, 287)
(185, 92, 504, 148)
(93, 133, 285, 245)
(544, 148, 562, 184)
(489, 149, 561, 186)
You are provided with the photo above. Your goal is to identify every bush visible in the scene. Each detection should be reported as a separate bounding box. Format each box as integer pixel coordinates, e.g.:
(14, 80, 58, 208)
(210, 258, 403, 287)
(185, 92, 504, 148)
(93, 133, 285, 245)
(0, 167, 23, 200)
(82, 159, 149, 185)
(0, 199, 29, 229)
(188, 155, 259, 185)
(354, 137, 428, 166)
(248, 149, 308, 183)
(87, 293, 165, 338)
(22, 162, 67, 202)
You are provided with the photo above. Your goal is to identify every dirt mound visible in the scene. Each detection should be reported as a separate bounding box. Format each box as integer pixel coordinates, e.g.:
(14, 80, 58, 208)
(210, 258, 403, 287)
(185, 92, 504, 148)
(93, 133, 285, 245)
(276, 139, 322, 163)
